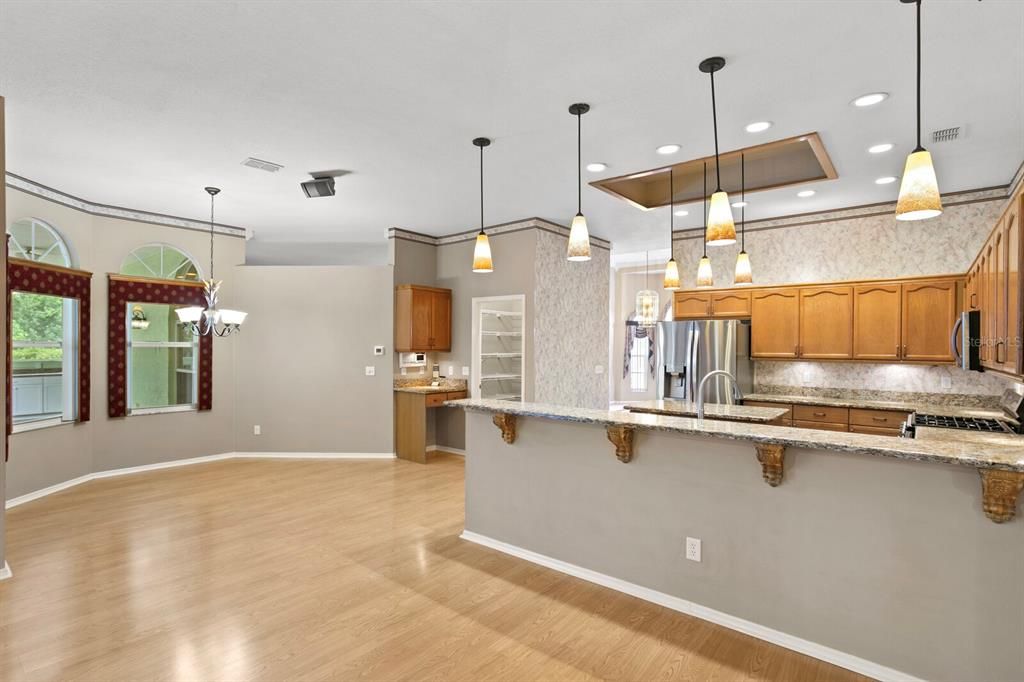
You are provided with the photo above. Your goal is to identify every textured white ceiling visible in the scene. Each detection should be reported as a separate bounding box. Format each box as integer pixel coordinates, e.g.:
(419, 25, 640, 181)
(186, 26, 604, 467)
(1, 1, 1021, 252)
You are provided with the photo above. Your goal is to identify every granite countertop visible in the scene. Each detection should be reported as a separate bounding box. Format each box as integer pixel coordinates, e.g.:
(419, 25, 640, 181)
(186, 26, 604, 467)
(393, 379, 468, 395)
(394, 385, 461, 394)
(445, 398, 1024, 473)
(624, 400, 788, 424)
(743, 392, 1008, 421)
(913, 426, 1024, 447)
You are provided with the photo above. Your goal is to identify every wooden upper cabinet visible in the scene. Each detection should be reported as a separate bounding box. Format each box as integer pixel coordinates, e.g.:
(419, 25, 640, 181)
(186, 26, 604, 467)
(711, 291, 751, 318)
(674, 292, 711, 319)
(1006, 195, 1021, 374)
(395, 285, 452, 352)
(853, 283, 902, 361)
(750, 289, 800, 358)
(798, 286, 853, 358)
(901, 279, 957, 362)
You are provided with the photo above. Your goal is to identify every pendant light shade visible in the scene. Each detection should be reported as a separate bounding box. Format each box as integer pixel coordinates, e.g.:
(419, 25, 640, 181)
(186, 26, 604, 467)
(663, 168, 680, 290)
(567, 103, 592, 261)
(895, 0, 942, 221)
(699, 56, 736, 246)
(696, 161, 714, 288)
(635, 252, 659, 327)
(471, 137, 494, 273)
(734, 153, 753, 285)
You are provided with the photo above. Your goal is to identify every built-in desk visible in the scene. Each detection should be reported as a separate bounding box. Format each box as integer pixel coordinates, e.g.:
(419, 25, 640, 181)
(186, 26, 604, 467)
(394, 385, 468, 463)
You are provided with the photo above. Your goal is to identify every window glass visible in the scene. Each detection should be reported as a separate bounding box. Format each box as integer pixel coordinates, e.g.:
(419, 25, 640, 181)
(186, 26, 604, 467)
(8, 218, 72, 267)
(630, 334, 649, 393)
(12, 292, 78, 425)
(126, 303, 198, 411)
(121, 244, 200, 281)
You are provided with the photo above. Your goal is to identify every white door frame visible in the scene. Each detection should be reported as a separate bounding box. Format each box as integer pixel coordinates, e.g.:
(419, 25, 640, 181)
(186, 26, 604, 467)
(470, 294, 527, 401)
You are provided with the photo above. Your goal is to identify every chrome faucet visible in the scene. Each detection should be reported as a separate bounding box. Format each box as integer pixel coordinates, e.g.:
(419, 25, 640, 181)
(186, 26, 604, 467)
(696, 370, 743, 420)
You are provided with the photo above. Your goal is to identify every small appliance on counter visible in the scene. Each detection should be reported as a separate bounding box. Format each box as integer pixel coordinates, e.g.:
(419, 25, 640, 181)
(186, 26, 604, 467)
(902, 389, 1024, 438)
(657, 319, 753, 404)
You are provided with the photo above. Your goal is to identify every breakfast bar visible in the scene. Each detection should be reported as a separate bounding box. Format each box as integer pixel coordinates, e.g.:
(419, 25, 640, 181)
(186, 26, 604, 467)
(447, 398, 1024, 682)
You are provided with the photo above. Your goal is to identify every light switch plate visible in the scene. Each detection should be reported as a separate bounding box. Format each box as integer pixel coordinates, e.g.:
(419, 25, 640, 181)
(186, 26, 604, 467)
(940, 376, 952, 389)
(595, 365, 604, 374)
(685, 537, 702, 562)
(447, 365, 454, 376)
(373, 345, 385, 356)
(365, 366, 376, 376)
(461, 366, 470, 376)
(253, 425, 261, 436)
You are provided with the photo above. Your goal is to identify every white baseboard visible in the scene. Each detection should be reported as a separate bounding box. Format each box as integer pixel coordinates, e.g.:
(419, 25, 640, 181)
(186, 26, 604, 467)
(0, 561, 12, 581)
(5, 452, 396, 509)
(459, 530, 923, 682)
(426, 445, 466, 456)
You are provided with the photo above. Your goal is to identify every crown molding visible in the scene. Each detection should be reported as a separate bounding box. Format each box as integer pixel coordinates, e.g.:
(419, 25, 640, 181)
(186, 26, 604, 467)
(389, 217, 612, 250)
(5, 173, 248, 239)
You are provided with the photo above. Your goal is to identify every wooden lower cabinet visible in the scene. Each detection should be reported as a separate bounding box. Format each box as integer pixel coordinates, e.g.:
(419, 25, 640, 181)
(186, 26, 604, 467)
(395, 390, 467, 463)
(849, 407, 908, 429)
(792, 420, 847, 432)
(746, 401, 908, 436)
(849, 424, 902, 437)
(792, 404, 849, 424)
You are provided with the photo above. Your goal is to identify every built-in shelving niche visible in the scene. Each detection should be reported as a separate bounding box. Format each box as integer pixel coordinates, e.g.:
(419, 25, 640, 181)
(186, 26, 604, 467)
(472, 295, 525, 403)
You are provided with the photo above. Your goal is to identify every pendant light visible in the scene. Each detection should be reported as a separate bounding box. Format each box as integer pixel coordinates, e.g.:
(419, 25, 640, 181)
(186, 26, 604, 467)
(635, 251, 659, 327)
(699, 57, 737, 246)
(471, 137, 494, 273)
(663, 168, 681, 290)
(895, 0, 942, 221)
(567, 102, 592, 261)
(734, 153, 753, 285)
(175, 187, 247, 337)
(696, 162, 714, 288)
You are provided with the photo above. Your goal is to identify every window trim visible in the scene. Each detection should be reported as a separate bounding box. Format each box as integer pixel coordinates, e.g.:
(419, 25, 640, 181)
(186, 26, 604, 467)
(8, 217, 74, 268)
(120, 243, 202, 282)
(12, 415, 69, 434)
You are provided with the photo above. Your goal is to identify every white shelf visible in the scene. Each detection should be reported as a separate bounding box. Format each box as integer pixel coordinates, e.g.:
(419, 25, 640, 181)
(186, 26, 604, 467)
(481, 374, 522, 381)
(481, 352, 522, 358)
(481, 309, 523, 318)
(481, 331, 522, 337)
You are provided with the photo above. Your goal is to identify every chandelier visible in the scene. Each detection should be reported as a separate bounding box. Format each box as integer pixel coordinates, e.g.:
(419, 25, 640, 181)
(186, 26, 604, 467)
(175, 187, 247, 336)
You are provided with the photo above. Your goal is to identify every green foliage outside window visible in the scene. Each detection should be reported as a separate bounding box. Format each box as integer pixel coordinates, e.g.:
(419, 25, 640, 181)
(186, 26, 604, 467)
(12, 292, 64, 362)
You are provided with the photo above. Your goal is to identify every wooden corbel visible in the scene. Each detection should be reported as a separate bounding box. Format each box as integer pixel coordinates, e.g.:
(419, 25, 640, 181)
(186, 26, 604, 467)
(606, 425, 635, 463)
(755, 444, 786, 486)
(979, 468, 1024, 523)
(492, 413, 517, 444)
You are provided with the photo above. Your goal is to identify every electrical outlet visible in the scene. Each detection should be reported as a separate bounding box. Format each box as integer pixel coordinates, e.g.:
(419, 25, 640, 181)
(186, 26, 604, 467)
(373, 345, 385, 356)
(940, 376, 952, 389)
(400, 367, 407, 375)
(365, 366, 376, 376)
(447, 365, 454, 376)
(685, 537, 702, 562)
(253, 425, 261, 436)
(595, 365, 604, 374)
(462, 366, 470, 376)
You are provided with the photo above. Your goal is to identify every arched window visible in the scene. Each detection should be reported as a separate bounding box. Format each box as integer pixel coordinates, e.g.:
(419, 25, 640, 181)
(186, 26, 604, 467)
(8, 218, 73, 267)
(120, 244, 201, 281)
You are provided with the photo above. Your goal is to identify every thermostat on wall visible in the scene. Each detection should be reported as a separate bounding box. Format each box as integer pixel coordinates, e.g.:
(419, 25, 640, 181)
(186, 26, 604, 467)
(374, 345, 385, 356)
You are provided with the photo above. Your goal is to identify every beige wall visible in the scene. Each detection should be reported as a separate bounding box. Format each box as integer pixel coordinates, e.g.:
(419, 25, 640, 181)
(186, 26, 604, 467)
(464, 410, 1024, 682)
(231, 265, 394, 454)
(5, 188, 244, 498)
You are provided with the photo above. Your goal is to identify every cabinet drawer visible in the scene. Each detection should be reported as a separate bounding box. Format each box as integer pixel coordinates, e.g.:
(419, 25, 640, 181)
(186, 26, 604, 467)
(744, 400, 793, 420)
(771, 417, 793, 427)
(849, 408, 909, 428)
(425, 393, 448, 407)
(792, 405, 849, 424)
(446, 390, 468, 400)
(792, 419, 848, 432)
(849, 424, 902, 437)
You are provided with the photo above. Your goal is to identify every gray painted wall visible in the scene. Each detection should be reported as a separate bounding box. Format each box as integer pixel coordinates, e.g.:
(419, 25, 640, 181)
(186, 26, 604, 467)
(232, 265, 394, 454)
(247, 240, 389, 267)
(464, 411, 1024, 682)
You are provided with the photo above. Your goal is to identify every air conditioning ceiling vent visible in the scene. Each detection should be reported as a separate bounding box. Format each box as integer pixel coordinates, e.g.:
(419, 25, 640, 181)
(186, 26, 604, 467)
(931, 126, 962, 144)
(241, 157, 284, 172)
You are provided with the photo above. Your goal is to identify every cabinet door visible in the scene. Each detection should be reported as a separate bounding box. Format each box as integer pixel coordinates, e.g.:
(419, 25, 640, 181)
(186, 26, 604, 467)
(979, 248, 991, 364)
(1008, 195, 1022, 374)
(711, 291, 751, 318)
(430, 290, 452, 351)
(750, 289, 800, 358)
(798, 286, 853, 359)
(993, 226, 1008, 369)
(901, 279, 958, 362)
(853, 284, 901, 361)
(674, 292, 711, 319)
(408, 288, 434, 350)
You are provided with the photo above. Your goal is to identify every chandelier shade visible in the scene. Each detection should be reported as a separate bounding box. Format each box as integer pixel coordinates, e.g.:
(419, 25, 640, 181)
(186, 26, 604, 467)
(567, 103, 592, 261)
(471, 137, 495, 272)
(700, 56, 736, 246)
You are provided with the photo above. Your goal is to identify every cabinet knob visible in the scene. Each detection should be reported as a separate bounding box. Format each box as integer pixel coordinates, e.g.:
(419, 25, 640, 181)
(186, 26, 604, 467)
(896, 344, 901, 359)
(872, 417, 888, 423)
(812, 412, 826, 417)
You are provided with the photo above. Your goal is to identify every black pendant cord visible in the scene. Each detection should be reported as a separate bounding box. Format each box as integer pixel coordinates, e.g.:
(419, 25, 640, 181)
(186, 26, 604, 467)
(479, 143, 485, 234)
(702, 161, 708, 258)
(740, 153, 746, 252)
(669, 168, 675, 254)
(915, 0, 923, 152)
(710, 70, 722, 192)
(208, 192, 216, 281)
(576, 111, 582, 214)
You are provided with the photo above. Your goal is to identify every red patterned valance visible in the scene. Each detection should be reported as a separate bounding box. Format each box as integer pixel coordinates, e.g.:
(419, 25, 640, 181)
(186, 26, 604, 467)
(7, 259, 93, 446)
(107, 275, 212, 417)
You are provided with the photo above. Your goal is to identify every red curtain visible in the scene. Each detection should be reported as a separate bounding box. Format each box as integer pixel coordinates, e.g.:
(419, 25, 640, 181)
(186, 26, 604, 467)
(107, 275, 212, 418)
(6, 258, 93, 460)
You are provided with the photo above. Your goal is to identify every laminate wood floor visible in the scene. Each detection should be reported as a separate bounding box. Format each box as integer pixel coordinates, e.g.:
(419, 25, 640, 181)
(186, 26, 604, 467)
(0, 454, 868, 681)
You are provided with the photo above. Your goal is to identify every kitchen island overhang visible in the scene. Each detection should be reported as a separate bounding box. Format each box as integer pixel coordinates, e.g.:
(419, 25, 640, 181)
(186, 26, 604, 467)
(447, 399, 1024, 682)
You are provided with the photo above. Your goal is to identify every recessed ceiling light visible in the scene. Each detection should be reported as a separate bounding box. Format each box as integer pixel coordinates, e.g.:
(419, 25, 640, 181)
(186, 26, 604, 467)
(797, 190, 816, 198)
(656, 144, 681, 155)
(731, 201, 748, 208)
(852, 92, 888, 107)
(875, 176, 898, 185)
(868, 143, 894, 154)
(745, 121, 772, 133)
(674, 209, 689, 217)
(586, 162, 607, 172)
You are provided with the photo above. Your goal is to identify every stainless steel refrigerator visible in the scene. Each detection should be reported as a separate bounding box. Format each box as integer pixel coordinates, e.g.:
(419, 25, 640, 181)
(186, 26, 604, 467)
(656, 319, 753, 403)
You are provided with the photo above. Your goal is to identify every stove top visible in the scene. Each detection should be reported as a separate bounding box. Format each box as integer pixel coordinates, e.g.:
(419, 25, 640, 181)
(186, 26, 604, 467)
(913, 414, 1013, 433)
